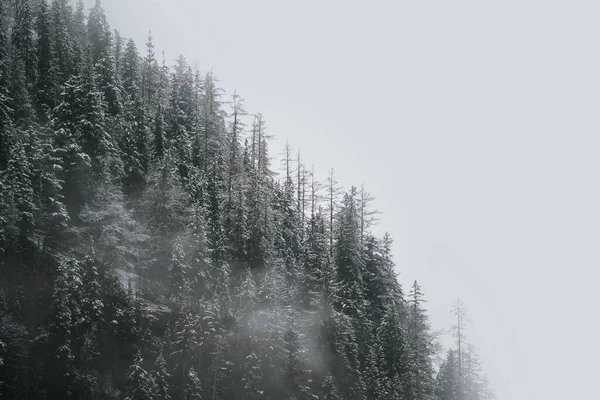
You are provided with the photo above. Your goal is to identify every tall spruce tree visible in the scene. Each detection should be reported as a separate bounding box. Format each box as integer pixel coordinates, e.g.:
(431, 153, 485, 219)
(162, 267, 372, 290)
(0, 0, 12, 170)
(125, 349, 158, 400)
(2, 138, 36, 240)
(35, 0, 55, 121)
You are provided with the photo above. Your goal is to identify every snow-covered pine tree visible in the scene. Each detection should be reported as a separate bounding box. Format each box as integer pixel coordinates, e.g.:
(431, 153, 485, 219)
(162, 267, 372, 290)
(144, 150, 190, 243)
(119, 37, 149, 194)
(434, 350, 460, 400)
(153, 350, 172, 400)
(35, 0, 55, 122)
(320, 374, 341, 400)
(376, 303, 409, 400)
(77, 44, 123, 186)
(10, 0, 37, 121)
(405, 281, 436, 400)
(9, 0, 36, 127)
(2, 138, 36, 241)
(169, 238, 191, 304)
(142, 30, 159, 109)
(169, 55, 195, 177)
(223, 92, 248, 264)
(47, 256, 83, 398)
(325, 168, 341, 256)
(152, 104, 166, 160)
(125, 349, 158, 400)
(462, 343, 485, 400)
(121, 39, 141, 101)
(87, 1, 123, 119)
(51, 0, 77, 87)
(0, 0, 11, 170)
(246, 114, 274, 270)
(198, 71, 225, 177)
(171, 307, 200, 385)
(72, 0, 87, 46)
(183, 367, 203, 400)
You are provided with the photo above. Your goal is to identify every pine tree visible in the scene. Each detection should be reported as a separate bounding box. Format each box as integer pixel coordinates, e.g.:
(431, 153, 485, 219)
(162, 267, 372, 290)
(330, 310, 367, 400)
(79, 254, 104, 332)
(241, 263, 288, 399)
(223, 91, 247, 263)
(208, 323, 230, 400)
(8, 56, 34, 127)
(51, 74, 89, 218)
(47, 256, 83, 398)
(452, 298, 470, 400)
(2, 137, 37, 240)
(125, 349, 158, 400)
(319, 374, 341, 400)
(152, 105, 166, 160)
(434, 350, 460, 400)
(246, 114, 274, 270)
(169, 55, 195, 172)
(333, 188, 367, 333)
(144, 151, 190, 247)
(234, 267, 257, 332)
(96, 30, 123, 117)
(30, 126, 69, 247)
(114, 30, 124, 78)
(35, 0, 55, 121)
(51, 0, 76, 87)
(274, 150, 301, 292)
(169, 238, 191, 304)
(205, 154, 226, 270)
(78, 45, 123, 182)
(363, 343, 383, 400)
(362, 234, 402, 328)
(183, 367, 203, 400)
(301, 210, 328, 310)
(377, 305, 408, 399)
(142, 30, 158, 108)
(119, 114, 144, 194)
(51, 42, 128, 216)
(198, 71, 225, 176)
(72, 0, 87, 46)
(481, 375, 497, 400)
(153, 351, 172, 400)
(171, 308, 200, 388)
(325, 168, 341, 256)
(405, 281, 436, 400)
(10, 0, 37, 122)
(282, 318, 304, 399)
(122, 39, 141, 101)
(0, 0, 12, 170)
(9, 2, 35, 127)
(119, 38, 148, 193)
(462, 343, 485, 400)
(87, 0, 110, 66)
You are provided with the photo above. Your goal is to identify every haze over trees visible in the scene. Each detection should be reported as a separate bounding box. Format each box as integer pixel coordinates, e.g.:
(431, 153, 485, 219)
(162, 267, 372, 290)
(0, 1, 496, 399)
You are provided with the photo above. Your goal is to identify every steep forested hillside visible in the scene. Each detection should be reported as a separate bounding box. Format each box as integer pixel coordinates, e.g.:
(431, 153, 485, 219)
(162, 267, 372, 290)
(0, 1, 496, 399)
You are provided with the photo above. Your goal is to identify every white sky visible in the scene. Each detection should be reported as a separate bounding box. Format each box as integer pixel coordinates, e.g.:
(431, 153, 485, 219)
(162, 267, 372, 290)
(88, 1, 600, 398)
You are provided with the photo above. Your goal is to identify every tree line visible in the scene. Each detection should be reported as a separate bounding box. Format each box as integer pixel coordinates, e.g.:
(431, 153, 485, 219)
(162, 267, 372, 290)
(0, 1, 496, 399)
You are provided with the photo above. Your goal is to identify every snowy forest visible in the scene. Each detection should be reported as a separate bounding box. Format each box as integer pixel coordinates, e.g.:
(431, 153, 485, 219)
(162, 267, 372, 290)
(0, 1, 497, 399)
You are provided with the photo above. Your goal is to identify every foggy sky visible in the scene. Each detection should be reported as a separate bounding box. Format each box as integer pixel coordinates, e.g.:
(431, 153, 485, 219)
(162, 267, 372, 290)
(87, 1, 600, 398)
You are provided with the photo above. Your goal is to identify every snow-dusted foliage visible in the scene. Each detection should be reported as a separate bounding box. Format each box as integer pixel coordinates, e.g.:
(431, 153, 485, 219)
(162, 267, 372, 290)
(0, 1, 496, 399)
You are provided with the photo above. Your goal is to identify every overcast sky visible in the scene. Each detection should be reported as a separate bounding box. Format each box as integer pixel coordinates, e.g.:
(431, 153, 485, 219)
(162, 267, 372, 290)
(87, 0, 600, 398)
